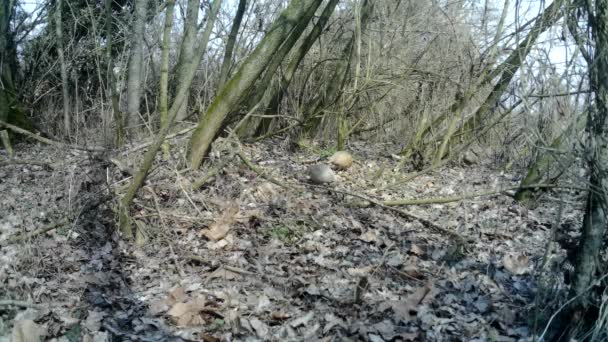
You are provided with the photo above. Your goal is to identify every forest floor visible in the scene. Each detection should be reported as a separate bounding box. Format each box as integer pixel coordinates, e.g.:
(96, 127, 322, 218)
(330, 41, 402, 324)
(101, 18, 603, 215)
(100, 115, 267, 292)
(0, 134, 584, 341)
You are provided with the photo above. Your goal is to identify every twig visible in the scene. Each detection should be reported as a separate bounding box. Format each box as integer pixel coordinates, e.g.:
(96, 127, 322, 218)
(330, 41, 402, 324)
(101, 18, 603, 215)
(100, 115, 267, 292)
(382, 184, 586, 206)
(0, 159, 54, 169)
(306, 183, 464, 242)
(236, 149, 293, 189)
(0, 218, 69, 247)
(0, 300, 46, 310)
(123, 125, 196, 154)
(0, 120, 104, 152)
(146, 187, 186, 278)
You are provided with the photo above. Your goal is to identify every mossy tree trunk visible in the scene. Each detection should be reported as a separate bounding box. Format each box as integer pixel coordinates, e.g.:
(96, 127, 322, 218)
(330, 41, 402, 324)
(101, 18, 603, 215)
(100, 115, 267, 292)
(187, 0, 324, 170)
(174, 0, 200, 121)
(234, 0, 329, 138)
(252, 0, 340, 137)
(401, 0, 564, 162)
(159, 0, 175, 157)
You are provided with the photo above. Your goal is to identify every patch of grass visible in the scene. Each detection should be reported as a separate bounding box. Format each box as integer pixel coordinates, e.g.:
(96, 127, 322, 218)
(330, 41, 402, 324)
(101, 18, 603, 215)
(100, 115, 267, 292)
(264, 221, 310, 245)
(318, 147, 337, 158)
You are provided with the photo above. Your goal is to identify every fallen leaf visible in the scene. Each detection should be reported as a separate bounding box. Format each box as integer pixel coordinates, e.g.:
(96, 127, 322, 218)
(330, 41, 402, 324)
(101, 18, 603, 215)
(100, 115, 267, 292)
(503, 254, 530, 275)
(167, 297, 208, 327)
(392, 282, 435, 322)
(84, 310, 106, 332)
(11, 320, 45, 342)
(200, 204, 239, 241)
(359, 230, 379, 243)
(249, 318, 269, 338)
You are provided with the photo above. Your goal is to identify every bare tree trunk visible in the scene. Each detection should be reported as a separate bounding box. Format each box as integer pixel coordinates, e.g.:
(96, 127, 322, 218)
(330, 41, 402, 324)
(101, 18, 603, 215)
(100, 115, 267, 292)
(217, 0, 247, 90)
(233, 0, 327, 138)
(159, 0, 175, 129)
(300, 0, 373, 138)
(570, 0, 608, 325)
(126, 0, 147, 134)
(159, 0, 175, 156)
(118, 0, 223, 238)
(253, 0, 339, 137)
(105, 0, 124, 146)
(54, 0, 70, 137)
(431, 0, 565, 165)
(187, 0, 324, 170)
(0, 0, 30, 132)
(174, 0, 200, 121)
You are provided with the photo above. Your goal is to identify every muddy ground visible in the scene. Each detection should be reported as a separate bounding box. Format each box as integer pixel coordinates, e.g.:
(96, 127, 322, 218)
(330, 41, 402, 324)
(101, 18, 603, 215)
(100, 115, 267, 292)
(0, 136, 583, 341)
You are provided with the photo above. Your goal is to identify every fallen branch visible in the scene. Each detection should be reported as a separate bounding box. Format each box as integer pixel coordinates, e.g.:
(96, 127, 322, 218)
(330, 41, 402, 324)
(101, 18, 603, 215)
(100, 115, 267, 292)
(123, 125, 196, 154)
(382, 184, 585, 206)
(306, 183, 464, 242)
(0, 120, 104, 152)
(0, 218, 69, 247)
(0, 159, 54, 169)
(0, 300, 47, 310)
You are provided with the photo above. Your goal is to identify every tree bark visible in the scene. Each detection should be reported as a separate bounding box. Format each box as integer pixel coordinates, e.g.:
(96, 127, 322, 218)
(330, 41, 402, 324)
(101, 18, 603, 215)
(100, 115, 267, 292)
(118, 0, 223, 238)
(253, 0, 339, 137)
(187, 0, 324, 170)
(54, 0, 70, 137)
(570, 0, 608, 318)
(105, 0, 124, 146)
(217, 0, 247, 90)
(300, 0, 373, 138)
(174, 0, 200, 121)
(126, 0, 147, 133)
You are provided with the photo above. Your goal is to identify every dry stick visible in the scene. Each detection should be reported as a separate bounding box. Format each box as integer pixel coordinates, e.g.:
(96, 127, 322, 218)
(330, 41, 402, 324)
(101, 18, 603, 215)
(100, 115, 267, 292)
(307, 183, 463, 242)
(236, 149, 294, 189)
(0, 300, 47, 310)
(0, 159, 54, 168)
(382, 184, 587, 206)
(0, 218, 70, 247)
(123, 125, 196, 154)
(146, 187, 185, 278)
(0, 120, 104, 152)
(173, 167, 207, 214)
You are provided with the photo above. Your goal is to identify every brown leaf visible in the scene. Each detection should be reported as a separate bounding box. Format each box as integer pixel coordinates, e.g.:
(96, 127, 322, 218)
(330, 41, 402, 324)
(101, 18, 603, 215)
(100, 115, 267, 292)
(200, 204, 239, 241)
(149, 287, 187, 315)
(359, 230, 379, 243)
(167, 297, 208, 327)
(392, 282, 434, 321)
